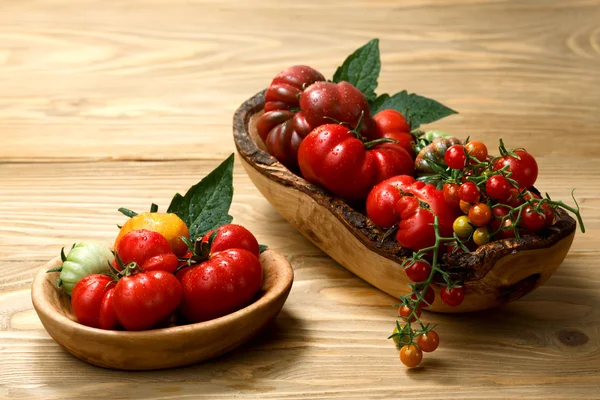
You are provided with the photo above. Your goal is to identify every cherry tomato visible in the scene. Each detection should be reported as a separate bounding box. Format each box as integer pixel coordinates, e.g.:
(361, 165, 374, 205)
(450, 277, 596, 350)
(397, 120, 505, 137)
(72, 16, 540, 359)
(113, 269, 183, 331)
(499, 218, 517, 238)
(398, 305, 421, 322)
(400, 344, 423, 367)
(411, 286, 435, 308)
(486, 175, 512, 202)
(440, 286, 465, 307)
(405, 261, 431, 283)
(71, 274, 117, 329)
(505, 188, 523, 207)
(417, 331, 440, 353)
(459, 181, 480, 203)
(113, 229, 179, 274)
(443, 183, 461, 207)
(374, 109, 410, 134)
(444, 145, 467, 169)
(468, 203, 492, 227)
(492, 150, 538, 188)
(178, 249, 263, 323)
(459, 200, 472, 214)
(453, 215, 473, 238)
(472, 227, 491, 246)
(202, 224, 260, 258)
(465, 140, 488, 163)
(519, 206, 546, 232)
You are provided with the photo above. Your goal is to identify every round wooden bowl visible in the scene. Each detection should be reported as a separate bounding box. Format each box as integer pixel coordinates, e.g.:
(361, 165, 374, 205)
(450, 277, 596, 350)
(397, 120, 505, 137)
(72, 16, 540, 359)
(31, 249, 294, 370)
(233, 90, 577, 313)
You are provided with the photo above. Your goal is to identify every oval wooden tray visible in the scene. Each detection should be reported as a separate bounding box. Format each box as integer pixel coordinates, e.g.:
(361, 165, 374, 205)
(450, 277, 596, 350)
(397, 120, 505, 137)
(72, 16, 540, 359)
(233, 90, 576, 313)
(32, 248, 294, 370)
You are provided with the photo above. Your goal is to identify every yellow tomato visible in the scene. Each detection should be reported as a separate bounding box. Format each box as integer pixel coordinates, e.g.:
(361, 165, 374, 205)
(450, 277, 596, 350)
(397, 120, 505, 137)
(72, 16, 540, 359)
(115, 212, 190, 256)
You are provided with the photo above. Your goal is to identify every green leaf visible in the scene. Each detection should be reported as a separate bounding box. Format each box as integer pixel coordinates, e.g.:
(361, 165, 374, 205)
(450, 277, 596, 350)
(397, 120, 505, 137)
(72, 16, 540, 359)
(259, 244, 268, 254)
(167, 154, 235, 241)
(370, 91, 457, 130)
(332, 38, 380, 102)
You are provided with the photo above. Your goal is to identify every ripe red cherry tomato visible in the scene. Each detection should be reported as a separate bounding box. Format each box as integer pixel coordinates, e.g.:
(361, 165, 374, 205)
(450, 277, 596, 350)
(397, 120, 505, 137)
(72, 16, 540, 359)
(405, 261, 431, 283)
(411, 286, 435, 308)
(465, 141, 488, 163)
(113, 269, 183, 331)
(519, 206, 546, 232)
(440, 286, 465, 307)
(202, 224, 260, 258)
(444, 145, 467, 169)
(458, 181, 480, 203)
(400, 344, 423, 367)
(113, 229, 179, 274)
(486, 175, 512, 201)
(374, 109, 410, 134)
(443, 183, 461, 207)
(71, 274, 117, 329)
(493, 150, 538, 188)
(468, 203, 492, 227)
(178, 249, 263, 323)
(417, 331, 440, 353)
(398, 305, 421, 322)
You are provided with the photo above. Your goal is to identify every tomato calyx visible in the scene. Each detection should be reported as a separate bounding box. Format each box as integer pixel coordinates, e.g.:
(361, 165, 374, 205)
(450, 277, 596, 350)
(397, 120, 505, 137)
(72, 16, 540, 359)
(174, 230, 221, 273)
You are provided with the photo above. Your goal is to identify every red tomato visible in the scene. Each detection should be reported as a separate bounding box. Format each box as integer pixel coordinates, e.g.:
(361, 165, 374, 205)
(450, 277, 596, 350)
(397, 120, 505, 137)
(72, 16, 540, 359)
(263, 65, 326, 112)
(519, 206, 546, 232)
(444, 145, 467, 169)
(398, 305, 421, 322)
(374, 109, 410, 134)
(443, 183, 461, 207)
(71, 274, 117, 329)
(366, 175, 416, 228)
(465, 141, 488, 163)
(299, 81, 378, 141)
(468, 203, 492, 227)
(298, 124, 414, 201)
(113, 229, 179, 274)
(417, 331, 440, 353)
(400, 344, 423, 367)
(486, 175, 512, 202)
(113, 270, 182, 331)
(381, 131, 416, 158)
(405, 261, 431, 283)
(202, 224, 260, 258)
(178, 249, 263, 323)
(99, 288, 119, 330)
(458, 181, 480, 203)
(440, 286, 465, 307)
(493, 150, 538, 188)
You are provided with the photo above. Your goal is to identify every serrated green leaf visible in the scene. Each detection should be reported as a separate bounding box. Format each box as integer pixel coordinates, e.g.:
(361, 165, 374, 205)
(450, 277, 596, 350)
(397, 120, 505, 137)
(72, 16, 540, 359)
(370, 91, 457, 130)
(167, 154, 235, 241)
(332, 39, 380, 102)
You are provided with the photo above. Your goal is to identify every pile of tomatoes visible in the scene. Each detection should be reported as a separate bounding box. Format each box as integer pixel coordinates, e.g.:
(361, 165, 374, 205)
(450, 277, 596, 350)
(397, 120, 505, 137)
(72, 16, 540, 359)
(52, 211, 263, 331)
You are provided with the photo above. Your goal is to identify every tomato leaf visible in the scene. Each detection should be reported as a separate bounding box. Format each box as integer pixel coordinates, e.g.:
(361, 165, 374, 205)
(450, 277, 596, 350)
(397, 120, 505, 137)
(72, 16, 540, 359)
(370, 91, 457, 130)
(167, 154, 235, 241)
(333, 38, 380, 102)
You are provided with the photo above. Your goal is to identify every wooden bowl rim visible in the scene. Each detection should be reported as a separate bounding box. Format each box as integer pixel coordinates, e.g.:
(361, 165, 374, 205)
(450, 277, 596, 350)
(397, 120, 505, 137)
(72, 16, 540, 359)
(232, 90, 577, 282)
(32, 248, 294, 339)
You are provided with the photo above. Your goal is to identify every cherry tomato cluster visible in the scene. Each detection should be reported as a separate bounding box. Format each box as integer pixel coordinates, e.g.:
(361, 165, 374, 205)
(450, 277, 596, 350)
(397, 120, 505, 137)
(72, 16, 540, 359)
(66, 213, 263, 331)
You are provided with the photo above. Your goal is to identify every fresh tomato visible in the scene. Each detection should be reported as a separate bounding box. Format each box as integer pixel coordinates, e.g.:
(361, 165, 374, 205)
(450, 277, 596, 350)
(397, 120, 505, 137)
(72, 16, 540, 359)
(98, 288, 119, 330)
(492, 150, 538, 188)
(405, 261, 431, 283)
(519, 206, 546, 232)
(443, 183, 461, 207)
(486, 175, 512, 202)
(417, 331, 440, 353)
(458, 181, 480, 203)
(468, 203, 492, 227)
(374, 109, 410, 134)
(114, 229, 179, 274)
(398, 305, 421, 322)
(414, 136, 462, 174)
(381, 131, 416, 158)
(256, 66, 325, 170)
(113, 269, 183, 331)
(202, 224, 260, 258)
(178, 249, 263, 323)
(453, 215, 473, 239)
(50, 242, 114, 296)
(115, 212, 190, 257)
(472, 227, 491, 245)
(465, 140, 488, 163)
(71, 274, 117, 329)
(444, 145, 467, 169)
(440, 286, 465, 307)
(365, 175, 416, 228)
(400, 344, 423, 368)
(299, 81, 379, 141)
(298, 124, 414, 201)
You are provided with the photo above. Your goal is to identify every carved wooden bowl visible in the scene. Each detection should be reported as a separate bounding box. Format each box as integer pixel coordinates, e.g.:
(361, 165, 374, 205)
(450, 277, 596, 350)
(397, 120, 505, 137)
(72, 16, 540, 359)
(31, 249, 294, 370)
(233, 90, 576, 313)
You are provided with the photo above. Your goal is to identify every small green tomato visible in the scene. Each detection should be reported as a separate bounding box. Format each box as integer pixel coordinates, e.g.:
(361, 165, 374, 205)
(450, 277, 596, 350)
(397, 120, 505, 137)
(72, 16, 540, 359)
(473, 227, 491, 246)
(453, 215, 473, 238)
(47, 242, 114, 296)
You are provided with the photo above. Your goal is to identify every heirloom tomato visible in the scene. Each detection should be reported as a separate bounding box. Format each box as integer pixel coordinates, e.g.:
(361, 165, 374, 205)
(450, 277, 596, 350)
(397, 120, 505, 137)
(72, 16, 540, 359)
(113, 229, 179, 274)
(71, 274, 118, 330)
(201, 224, 260, 258)
(492, 150, 538, 188)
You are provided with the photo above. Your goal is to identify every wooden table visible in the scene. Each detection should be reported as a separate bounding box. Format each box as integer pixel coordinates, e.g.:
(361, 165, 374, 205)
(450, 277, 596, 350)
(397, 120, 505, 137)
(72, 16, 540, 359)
(2, 1, 599, 398)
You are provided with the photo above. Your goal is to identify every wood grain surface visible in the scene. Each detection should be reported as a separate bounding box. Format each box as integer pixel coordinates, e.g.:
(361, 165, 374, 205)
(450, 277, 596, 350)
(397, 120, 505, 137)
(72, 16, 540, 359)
(1, 0, 599, 398)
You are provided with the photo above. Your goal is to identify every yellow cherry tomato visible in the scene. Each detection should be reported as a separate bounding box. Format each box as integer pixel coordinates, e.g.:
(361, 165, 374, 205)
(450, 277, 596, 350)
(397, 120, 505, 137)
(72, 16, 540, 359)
(473, 227, 491, 246)
(115, 212, 190, 256)
(453, 215, 473, 238)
